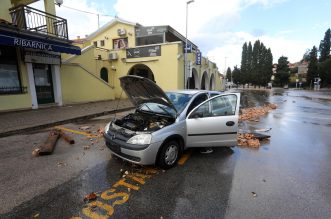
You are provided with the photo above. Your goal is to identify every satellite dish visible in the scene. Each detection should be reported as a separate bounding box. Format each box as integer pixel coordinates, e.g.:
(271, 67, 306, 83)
(55, 0, 63, 6)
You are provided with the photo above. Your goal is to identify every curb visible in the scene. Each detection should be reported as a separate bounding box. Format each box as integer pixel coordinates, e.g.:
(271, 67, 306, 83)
(0, 107, 135, 138)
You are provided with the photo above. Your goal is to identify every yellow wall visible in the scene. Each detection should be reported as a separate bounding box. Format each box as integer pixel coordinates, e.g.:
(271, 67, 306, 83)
(0, 0, 12, 22)
(89, 23, 136, 49)
(61, 64, 115, 104)
(61, 46, 115, 103)
(0, 53, 32, 111)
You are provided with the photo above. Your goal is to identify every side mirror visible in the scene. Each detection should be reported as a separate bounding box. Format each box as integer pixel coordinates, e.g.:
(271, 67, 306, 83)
(190, 111, 203, 119)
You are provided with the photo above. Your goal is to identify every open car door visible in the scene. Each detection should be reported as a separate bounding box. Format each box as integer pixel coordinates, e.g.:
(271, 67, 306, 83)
(186, 93, 240, 147)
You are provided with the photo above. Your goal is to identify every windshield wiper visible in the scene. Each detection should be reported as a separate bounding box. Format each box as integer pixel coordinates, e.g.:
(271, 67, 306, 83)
(157, 105, 174, 117)
(139, 103, 151, 111)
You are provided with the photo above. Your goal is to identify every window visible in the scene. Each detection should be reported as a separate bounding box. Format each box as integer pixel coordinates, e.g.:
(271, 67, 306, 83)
(0, 45, 23, 94)
(113, 38, 128, 49)
(100, 40, 105, 47)
(186, 93, 208, 117)
(189, 94, 237, 118)
(93, 41, 97, 47)
(100, 67, 108, 83)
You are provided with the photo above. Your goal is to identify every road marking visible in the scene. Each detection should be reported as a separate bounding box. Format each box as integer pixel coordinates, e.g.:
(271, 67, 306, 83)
(54, 126, 99, 138)
(178, 150, 193, 165)
(73, 168, 159, 219)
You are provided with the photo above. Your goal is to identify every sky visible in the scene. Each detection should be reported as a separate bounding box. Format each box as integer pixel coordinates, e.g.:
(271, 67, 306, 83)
(32, 0, 331, 73)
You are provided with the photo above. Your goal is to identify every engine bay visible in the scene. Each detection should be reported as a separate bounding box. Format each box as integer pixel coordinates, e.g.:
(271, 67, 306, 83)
(114, 112, 175, 132)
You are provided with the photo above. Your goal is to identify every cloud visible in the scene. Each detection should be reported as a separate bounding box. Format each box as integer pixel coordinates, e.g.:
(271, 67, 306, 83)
(30, 0, 308, 69)
(206, 31, 310, 72)
(31, 0, 112, 39)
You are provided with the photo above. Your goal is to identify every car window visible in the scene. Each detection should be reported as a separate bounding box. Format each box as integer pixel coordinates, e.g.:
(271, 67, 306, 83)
(165, 92, 192, 113)
(186, 93, 208, 117)
(210, 92, 220, 97)
(189, 94, 237, 118)
(139, 102, 176, 117)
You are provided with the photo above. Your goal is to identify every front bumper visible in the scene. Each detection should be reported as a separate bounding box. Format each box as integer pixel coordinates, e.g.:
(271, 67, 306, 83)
(103, 132, 162, 165)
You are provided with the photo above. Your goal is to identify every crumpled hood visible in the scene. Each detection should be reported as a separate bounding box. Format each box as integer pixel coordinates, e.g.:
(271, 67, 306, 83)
(119, 75, 177, 114)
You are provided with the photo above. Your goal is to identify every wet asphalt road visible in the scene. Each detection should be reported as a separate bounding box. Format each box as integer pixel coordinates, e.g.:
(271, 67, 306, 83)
(1, 89, 331, 219)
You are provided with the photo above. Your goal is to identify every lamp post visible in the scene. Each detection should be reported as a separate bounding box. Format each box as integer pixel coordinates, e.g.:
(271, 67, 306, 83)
(184, 0, 194, 89)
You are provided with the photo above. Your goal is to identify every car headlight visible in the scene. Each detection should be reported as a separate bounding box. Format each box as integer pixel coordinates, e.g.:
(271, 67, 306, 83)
(127, 134, 152, 145)
(104, 122, 110, 133)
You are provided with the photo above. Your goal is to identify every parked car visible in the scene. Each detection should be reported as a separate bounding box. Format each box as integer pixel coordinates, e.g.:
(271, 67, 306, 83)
(104, 75, 241, 169)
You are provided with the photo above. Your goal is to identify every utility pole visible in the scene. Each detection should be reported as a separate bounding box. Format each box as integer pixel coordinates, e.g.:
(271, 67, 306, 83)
(184, 0, 194, 89)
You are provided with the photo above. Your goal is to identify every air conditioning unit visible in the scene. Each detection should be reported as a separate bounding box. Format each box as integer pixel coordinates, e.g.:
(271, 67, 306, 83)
(109, 52, 118, 60)
(117, 28, 126, 36)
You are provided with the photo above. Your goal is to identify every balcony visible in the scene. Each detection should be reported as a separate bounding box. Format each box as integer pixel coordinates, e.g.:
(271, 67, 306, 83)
(9, 4, 68, 40)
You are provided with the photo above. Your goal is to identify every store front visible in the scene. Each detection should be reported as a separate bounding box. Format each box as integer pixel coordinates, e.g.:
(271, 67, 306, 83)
(0, 28, 81, 110)
(32, 64, 54, 104)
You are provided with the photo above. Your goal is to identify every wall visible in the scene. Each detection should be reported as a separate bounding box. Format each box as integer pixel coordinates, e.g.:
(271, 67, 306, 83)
(89, 23, 136, 49)
(0, 0, 12, 22)
(61, 64, 115, 104)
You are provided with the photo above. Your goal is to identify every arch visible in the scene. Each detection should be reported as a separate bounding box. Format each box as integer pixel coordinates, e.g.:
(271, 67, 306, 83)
(128, 64, 155, 82)
(100, 67, 109, 83)
(201, 71, 209, 90)
(188, 68, 199, 89)
(209, 73, 215, 90)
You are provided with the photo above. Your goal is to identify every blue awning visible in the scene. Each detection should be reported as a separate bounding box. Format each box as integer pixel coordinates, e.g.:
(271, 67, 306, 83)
(0, 30, 81, 55)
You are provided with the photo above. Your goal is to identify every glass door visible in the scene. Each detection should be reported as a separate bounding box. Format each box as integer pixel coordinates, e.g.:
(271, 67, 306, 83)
(33, 64, 54, 104)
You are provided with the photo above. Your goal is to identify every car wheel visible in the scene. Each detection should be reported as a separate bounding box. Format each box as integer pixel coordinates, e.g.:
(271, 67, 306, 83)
(157, 140, 180, 169)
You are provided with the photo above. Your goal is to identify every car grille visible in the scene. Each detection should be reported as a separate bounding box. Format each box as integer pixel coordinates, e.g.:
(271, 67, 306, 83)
(105, 141, 141, 162)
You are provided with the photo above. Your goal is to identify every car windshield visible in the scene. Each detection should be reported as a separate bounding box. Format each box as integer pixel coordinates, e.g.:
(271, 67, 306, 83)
(139, 102, 176, 117)
(166, 92, 193, 113)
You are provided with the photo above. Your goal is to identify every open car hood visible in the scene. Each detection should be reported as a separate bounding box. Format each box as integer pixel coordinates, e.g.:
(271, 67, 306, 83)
(120, 75, 177, 114)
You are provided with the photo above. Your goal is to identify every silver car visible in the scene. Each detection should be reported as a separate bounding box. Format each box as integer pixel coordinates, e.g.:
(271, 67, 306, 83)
(104, 75, 240, 169)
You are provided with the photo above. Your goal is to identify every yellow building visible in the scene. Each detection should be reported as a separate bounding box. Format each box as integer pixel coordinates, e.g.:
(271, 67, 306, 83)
(1, 1, 222, 112)
(0, 0, 85, 112)
(66, 18, 222, 99)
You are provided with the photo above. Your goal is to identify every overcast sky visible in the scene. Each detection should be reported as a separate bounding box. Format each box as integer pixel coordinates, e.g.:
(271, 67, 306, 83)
(32, 0, 331, 72)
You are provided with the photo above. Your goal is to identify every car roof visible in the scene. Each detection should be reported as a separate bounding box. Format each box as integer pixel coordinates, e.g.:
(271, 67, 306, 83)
(166, 90, 218, 95)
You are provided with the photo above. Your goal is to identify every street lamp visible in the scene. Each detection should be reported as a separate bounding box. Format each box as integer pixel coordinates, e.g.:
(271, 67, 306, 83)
(184, 0, 194, 89)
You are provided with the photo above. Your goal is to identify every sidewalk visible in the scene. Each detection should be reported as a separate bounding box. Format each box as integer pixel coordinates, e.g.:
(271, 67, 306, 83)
(0, 99, 133, 137)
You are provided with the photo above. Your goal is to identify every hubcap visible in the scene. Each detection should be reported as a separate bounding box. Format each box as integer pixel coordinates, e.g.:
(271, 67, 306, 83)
(165, 145, 178, 165)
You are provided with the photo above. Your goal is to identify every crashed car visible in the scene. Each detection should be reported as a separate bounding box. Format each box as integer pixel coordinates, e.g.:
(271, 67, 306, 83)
(104, 75, 240, 169)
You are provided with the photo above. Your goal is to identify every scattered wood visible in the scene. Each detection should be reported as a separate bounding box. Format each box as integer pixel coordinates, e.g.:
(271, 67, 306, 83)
(239, 103, 277, 121)
(237, 132, 270, 148)
(37, 129, 61, 155)
(59, 131, 75, 144)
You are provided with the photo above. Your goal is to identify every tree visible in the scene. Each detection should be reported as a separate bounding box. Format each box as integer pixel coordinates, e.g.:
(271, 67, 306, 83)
(319, 28, 331, 62)
(274, 56, 290, 86)
(240, 40, 273, 87)
(251, 40, 261, 86)
(232, 65, 241, 85)
(318, 58, 331, 86)
(226, 67, 232, 82)
(240, 42, 248, 83)
(307, 46, 318, 85)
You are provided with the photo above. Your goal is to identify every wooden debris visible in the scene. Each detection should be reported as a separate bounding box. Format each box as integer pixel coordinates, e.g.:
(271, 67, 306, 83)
(37, 129, 61, 155)
(84, 192, 97, 202)
(237, 133, 270, 148)
(239, 103, 277, 121)
(59, 131, 75, 144)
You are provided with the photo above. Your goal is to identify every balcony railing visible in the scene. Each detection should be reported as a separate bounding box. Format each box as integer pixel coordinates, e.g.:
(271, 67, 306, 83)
(9, 5, 68, 40)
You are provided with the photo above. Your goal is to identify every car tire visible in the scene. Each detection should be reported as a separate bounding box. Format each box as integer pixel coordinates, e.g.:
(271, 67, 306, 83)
(157, 140, 180, 169)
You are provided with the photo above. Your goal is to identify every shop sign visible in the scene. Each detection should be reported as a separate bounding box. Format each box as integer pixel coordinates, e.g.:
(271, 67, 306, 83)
(0, 32, 81, 55)
(183, 43, 192, 53)
(14, 38, 53, 51)
(135, 26, 167, 37)
(196, 50, 201, 65)
(126, 45, 161, 58)
(24, 50, 61, 65)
